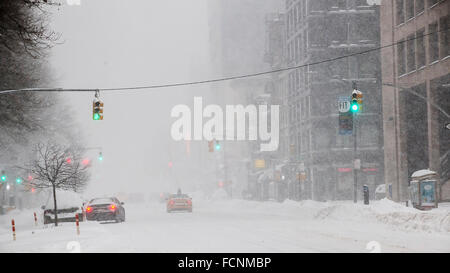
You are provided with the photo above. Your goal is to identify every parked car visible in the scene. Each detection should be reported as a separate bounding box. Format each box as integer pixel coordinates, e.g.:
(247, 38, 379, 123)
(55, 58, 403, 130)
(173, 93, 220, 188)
(42, 190, 84, 225)
(85, 197, 125, 223)
(166, 192, 192, 213)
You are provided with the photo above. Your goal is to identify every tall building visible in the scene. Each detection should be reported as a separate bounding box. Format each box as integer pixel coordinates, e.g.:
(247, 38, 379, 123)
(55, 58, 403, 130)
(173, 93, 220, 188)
(207, 0, 283, 197)
(279, 0, 384, 201)
(380, 0, 449, 202)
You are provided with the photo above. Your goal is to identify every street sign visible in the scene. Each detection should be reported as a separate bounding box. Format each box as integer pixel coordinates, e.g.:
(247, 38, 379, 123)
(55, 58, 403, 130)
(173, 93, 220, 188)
(254, 159, 265, 169)
(339, 111, 353, 135)
(338, 96, 351, 113)
(445, 123, 450, 130)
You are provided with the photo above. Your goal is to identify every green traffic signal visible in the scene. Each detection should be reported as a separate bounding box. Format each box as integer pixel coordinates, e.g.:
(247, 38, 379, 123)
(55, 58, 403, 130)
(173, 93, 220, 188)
(351, 102, 359, 112)
(98, 152, 103, 161)
(93, 113, 100, 120)
(1, 175, 6, 182)
(215, 143, 221, 150)
(16, 177, 22, 184)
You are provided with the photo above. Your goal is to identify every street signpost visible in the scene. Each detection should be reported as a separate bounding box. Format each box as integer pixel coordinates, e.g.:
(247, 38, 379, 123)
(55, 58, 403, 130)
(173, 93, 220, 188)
(338, 96, 353, 135)
(338, 96, 351, 113)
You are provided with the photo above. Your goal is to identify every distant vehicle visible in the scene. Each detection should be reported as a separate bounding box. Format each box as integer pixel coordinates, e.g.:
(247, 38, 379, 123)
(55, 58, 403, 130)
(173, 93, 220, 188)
(42, 190, 84, 225)
(85, 197, 125, 223)
(166, 192, 192, 213)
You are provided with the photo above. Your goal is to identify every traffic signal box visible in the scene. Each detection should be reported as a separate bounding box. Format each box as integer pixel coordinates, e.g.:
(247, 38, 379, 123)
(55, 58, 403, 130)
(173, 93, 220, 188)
(93, 100, 104, 120)
(350, 90, 363, 113)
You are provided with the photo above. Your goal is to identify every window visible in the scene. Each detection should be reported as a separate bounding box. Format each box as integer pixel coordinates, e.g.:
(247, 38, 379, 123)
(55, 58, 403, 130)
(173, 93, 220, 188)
(309, 0, 327, 13)
(396, 0, 404, 25)
(416, 0, 424, 14)
(295, 35, 300, 61)
(294, 4, 298, 28)
(428, 22, 439, 63)
(405, 0, 414, 20)
(397, 39, 406, 75)
(407, 34, 416, 72)
(416, 29, 426, 68)
(440, 15, 450, 58)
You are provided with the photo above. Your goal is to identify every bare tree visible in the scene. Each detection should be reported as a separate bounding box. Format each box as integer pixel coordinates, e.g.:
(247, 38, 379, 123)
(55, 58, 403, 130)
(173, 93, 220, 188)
(0, 0, 61, 58)
(28, 143, 90, 226)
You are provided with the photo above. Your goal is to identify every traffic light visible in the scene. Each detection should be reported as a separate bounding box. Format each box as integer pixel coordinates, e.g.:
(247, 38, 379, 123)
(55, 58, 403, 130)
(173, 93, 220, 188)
(98, 152, 103, 161)
(215, 140, 221, 151)
(93, 100, 104, 120)
(208, 141, 214, 152)
(350, 89, 363, 113)
(1, 171, 6, 182)
(350, 90, 359, 113)
(16, 177, 22, 184)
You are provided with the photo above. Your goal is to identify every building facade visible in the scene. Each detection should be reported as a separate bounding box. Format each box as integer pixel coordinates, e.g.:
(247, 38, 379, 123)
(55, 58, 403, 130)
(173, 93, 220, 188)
(380, 0, 449, 202)
(277, 0, 385, 201)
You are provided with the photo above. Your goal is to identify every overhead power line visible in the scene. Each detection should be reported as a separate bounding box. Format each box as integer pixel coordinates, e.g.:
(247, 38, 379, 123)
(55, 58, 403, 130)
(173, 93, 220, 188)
(0, 27, 448, 95)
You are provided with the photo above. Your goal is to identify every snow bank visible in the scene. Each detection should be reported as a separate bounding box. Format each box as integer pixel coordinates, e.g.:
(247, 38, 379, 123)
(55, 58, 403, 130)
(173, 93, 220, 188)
(206, 198, 450, 233)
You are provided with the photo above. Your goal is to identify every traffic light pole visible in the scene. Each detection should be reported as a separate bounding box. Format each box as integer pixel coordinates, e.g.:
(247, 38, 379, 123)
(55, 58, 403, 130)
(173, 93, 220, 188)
(352, 82, 358, 203)
(353, 111, 358, 203)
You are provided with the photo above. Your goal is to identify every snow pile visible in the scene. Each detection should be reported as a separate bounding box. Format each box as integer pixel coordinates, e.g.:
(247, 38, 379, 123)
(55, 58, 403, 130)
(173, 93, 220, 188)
(411, 169, 437, 179)
(371, 199, 450, 233)
(309, 198, 450, 233)
(208, 198, 450, 233)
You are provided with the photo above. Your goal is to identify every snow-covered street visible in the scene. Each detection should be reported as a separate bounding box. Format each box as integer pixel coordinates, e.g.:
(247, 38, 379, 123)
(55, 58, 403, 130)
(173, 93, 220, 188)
(1, 198, 449, 253)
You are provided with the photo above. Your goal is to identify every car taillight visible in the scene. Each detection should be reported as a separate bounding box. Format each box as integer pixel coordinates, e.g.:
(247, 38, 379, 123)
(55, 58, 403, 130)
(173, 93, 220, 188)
(187, 200, 192, 205)
(86, 206, 92, 213)
(109, 204, 116, 212)
(169, 200, 174, 205)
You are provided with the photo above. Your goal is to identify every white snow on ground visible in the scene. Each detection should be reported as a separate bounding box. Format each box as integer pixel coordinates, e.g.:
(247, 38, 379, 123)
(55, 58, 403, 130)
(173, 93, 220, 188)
(0, 198, 449, 253)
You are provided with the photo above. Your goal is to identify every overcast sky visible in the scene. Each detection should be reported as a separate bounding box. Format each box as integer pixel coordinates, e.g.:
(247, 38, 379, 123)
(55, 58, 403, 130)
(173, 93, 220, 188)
(49, 0, 211, 197)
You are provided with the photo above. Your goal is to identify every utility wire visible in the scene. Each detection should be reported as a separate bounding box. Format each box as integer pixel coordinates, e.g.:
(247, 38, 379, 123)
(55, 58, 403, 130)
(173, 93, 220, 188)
(0, 27, 449, 94)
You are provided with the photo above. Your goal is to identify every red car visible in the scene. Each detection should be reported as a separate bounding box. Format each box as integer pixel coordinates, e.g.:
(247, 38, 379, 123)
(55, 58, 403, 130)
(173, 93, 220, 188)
(166, 193, 192, 213)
